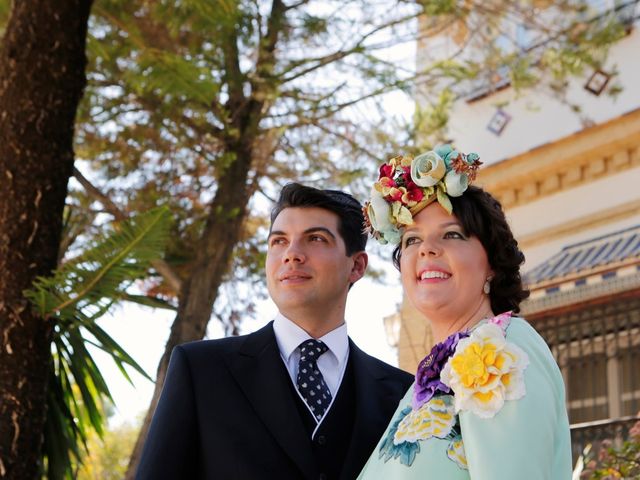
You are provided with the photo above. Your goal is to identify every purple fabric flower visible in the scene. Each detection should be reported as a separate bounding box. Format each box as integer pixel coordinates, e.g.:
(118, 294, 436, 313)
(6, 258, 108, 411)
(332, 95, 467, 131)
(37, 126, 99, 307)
(412, 331, 469, 409)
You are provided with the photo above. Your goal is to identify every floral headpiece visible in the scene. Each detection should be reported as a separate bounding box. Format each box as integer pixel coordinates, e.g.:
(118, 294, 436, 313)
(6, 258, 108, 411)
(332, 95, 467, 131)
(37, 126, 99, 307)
(363, 144, 482, 244)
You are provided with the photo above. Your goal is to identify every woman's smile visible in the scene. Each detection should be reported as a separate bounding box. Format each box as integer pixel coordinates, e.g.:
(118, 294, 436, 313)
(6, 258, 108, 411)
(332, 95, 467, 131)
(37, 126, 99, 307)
(418, 268, 452, 282)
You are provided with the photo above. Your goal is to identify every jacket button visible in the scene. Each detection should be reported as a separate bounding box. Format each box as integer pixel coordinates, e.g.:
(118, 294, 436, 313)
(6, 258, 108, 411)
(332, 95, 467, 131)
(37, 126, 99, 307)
(317, 435, 327, 445)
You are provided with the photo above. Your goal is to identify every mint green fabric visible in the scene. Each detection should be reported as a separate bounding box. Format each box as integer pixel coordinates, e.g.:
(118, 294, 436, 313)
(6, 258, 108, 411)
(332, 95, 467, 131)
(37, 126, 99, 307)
(357, 318, 572, 480)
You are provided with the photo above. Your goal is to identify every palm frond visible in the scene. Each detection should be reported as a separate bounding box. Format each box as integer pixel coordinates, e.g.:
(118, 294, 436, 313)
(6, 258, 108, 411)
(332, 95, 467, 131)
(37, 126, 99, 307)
(25, 207, 172, 480)
(28, 206, 173, 318)
(119, 292, 177, 311)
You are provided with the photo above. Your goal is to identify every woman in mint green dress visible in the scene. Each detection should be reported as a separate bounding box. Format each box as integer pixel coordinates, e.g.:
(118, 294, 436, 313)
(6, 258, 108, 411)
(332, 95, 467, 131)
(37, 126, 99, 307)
(359, 145, 572, 479)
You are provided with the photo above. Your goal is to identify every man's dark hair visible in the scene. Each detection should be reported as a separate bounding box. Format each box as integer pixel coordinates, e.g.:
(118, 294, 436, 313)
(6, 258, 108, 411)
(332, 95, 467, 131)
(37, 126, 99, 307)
(392, 185, 530, 313)
(270, 183, 367, 256)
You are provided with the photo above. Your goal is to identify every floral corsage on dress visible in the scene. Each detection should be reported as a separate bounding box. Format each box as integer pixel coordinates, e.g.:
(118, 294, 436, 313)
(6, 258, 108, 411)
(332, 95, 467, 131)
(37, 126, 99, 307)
(379, 312, 530, 469)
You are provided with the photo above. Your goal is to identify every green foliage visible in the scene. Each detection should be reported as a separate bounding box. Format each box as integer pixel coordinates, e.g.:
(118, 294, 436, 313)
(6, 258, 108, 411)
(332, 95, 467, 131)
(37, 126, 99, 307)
(579, 420, 640, 479)
(507, 55, 539, 92)
(418, 0, 457, 16)
(542, 18, 626, 81)
(25, 207, 172, 480)
(413, 89, 455, 150)
(74, 418, 141, 480)
(0, 0, 10, 38)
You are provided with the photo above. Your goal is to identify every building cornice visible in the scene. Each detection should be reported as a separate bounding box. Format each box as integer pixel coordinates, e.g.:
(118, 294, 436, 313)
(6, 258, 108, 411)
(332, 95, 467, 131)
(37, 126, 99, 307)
(476, 108, 640, 209)
(518, 200, 640, 251)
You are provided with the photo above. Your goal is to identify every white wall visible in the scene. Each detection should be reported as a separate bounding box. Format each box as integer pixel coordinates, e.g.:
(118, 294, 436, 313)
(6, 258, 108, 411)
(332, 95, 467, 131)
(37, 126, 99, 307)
(423, 27, 640, 165)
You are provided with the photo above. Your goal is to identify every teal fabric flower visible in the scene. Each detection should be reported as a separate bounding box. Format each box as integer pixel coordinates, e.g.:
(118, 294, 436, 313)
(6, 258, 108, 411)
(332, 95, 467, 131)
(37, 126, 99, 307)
(379, 407, 421, 467)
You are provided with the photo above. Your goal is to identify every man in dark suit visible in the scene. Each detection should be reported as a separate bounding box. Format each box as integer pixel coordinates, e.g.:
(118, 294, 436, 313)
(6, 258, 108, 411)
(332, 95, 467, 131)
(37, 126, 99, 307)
(137, 183, 413, 479)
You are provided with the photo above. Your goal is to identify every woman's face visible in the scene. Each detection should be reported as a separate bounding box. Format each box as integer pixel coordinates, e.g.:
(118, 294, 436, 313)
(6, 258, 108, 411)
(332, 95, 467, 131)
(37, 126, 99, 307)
(400, 202, 493, 323)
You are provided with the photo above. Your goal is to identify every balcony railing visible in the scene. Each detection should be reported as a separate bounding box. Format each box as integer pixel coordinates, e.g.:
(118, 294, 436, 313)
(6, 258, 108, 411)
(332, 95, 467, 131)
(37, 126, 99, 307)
(570, 415, 640, 464)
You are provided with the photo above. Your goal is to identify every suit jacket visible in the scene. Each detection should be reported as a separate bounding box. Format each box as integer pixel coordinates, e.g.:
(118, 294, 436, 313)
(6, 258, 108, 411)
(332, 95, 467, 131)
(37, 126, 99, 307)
(137, 321, 413, 479)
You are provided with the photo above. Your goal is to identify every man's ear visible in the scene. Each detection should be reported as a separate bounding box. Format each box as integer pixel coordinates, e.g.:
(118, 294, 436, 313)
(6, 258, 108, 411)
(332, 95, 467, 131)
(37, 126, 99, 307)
(349, 251, 368, 284)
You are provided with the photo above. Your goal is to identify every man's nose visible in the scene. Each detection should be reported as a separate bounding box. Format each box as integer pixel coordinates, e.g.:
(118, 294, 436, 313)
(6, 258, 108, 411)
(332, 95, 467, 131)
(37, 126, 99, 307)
(284, 241, 306, 263)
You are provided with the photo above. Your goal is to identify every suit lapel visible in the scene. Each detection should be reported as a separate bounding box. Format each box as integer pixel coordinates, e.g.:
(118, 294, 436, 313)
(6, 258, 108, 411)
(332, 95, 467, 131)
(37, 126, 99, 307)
(340, 341, 399, 480)
(224, 322, 317, 478)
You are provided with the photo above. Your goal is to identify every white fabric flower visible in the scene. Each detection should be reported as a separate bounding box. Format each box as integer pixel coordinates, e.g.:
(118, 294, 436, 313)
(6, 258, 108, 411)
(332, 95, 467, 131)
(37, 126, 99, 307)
(441, 323, 529, 419)
(443, 170, 468, 197)
(367, 188, 401, 244)
(367, 188, 393, 232)
(411, 151, 446, 187)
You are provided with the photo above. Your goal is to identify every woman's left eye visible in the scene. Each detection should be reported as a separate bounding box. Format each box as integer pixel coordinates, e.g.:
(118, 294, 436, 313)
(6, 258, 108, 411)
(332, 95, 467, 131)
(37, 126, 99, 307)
(443, 231, 465, 239)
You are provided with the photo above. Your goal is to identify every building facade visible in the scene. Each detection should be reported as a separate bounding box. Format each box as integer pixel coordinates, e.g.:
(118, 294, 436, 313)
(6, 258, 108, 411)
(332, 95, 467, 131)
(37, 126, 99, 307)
(390, 0, 640, 462)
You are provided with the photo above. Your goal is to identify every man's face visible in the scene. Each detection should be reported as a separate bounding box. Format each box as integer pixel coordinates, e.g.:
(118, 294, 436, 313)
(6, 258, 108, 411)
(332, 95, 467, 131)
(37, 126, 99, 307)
(266, 207, 366, 320)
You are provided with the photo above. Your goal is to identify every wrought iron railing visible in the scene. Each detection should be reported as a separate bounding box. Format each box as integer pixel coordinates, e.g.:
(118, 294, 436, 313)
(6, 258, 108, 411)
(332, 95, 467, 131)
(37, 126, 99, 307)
(570, 416, 640, 464)
(529, 296, 640, 465)
(531, 297, 640, 424)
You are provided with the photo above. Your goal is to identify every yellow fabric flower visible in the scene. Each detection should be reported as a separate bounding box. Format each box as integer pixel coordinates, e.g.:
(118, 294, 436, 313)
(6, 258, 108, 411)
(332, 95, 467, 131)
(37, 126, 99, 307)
(388, 155, 402, 167)
(393, 395, 456, 445)
(391, 201, 413, 226)
(441, 323, 529, 418)
(376, 177, 395, 196)
(446, 437, 467, 469)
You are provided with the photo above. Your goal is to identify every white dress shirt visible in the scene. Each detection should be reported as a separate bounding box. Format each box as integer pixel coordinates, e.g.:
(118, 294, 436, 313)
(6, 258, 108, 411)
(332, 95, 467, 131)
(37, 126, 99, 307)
(273, 312, 350, 399)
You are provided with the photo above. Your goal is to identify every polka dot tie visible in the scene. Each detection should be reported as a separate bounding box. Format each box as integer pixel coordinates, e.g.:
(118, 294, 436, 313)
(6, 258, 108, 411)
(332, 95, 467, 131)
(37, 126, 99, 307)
(296, 339, 332, 422)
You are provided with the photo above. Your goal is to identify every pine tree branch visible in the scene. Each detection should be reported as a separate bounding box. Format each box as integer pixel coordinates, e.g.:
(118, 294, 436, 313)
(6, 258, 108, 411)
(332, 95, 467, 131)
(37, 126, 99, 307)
(283, 0, 311, 11)
(73, 167, 126, 221)
(269, 76, 413, 127)
(221, 17, 246, 111)
(312, 122, 380, 161)
(280, 11, 419, 84)
(240, 0, 288, 140)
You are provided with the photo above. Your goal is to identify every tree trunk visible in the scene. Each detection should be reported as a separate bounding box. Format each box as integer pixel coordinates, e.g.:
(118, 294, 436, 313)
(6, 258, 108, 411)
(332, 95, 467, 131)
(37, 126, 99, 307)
(125, 143, 256, 478)
(126, 2, 285, 476)
(0, 1, 93, 478)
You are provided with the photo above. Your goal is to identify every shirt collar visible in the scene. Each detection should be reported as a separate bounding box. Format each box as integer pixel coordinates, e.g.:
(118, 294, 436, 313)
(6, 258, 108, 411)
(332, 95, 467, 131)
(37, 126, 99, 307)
(273, 312, 349, 364)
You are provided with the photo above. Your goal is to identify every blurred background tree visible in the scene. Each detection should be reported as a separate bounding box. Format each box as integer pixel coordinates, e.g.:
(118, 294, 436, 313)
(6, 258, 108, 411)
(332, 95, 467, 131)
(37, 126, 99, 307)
(577, 417, 640, 479)
(73, 408, 141, 480)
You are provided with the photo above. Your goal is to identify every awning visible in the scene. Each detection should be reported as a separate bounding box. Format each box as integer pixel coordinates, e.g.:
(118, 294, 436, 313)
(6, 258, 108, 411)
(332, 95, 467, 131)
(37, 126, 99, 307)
(522, 225, 640, 315)
(526, 225, 640, 285)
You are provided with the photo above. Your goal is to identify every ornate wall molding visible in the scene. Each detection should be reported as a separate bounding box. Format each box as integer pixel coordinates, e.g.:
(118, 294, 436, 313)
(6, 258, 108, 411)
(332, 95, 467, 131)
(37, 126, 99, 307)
(518, 200, 640, 251)
(477, 108, 640, 209)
